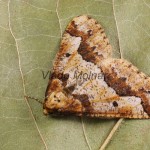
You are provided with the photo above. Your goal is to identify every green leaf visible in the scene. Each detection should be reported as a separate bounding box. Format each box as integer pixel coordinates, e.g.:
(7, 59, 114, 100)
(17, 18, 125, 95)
(0, 0, 150, 150)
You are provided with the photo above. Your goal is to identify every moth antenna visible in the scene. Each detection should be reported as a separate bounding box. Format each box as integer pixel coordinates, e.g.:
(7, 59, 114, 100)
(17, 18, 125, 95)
(25, 95, 43, 105)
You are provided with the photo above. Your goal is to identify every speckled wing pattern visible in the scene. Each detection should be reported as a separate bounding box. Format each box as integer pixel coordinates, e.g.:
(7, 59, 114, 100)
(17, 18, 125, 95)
(43, 15, 150, 118)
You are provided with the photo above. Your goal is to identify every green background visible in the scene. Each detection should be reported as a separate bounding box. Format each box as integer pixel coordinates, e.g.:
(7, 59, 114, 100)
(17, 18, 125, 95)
(0, 0, 150, 149)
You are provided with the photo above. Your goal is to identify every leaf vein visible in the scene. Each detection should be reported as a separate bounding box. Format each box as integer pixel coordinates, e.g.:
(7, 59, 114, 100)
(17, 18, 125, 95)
(99, 0, 124, 149)
(56, 0, 62, 38)
(81, 117, 92, 150)
(8, 1, 48, 149)
(112, 0, 122, 58)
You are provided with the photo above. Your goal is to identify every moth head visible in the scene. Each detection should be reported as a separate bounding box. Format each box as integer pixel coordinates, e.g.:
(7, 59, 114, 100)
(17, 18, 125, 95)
(43, 91, 71, 115)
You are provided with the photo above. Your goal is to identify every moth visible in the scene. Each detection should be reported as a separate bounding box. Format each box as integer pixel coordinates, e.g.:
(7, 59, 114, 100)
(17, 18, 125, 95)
(43, 15, 150, 118)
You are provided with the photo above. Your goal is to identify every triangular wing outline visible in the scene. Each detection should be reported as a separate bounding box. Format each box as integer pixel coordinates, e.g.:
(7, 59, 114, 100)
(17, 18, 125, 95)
(43, 15, 150, 119)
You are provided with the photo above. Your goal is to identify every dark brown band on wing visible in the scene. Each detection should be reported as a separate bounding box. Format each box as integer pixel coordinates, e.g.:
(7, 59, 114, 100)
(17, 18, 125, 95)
(66, 20, 89, 40)
(78, 42, 98, 65)
(72, 94, 93, 113)
(66, 18, 150, 116)
(66, 19, 103, 64)
(102, 68, 150, 115)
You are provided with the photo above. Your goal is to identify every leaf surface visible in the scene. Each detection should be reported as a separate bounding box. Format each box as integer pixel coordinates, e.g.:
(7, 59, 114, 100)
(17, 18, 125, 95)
(0, 0, 150, 150)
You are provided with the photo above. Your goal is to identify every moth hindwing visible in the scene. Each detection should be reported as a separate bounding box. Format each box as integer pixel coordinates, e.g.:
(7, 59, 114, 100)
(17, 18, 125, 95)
(43, 15, 150, 119)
